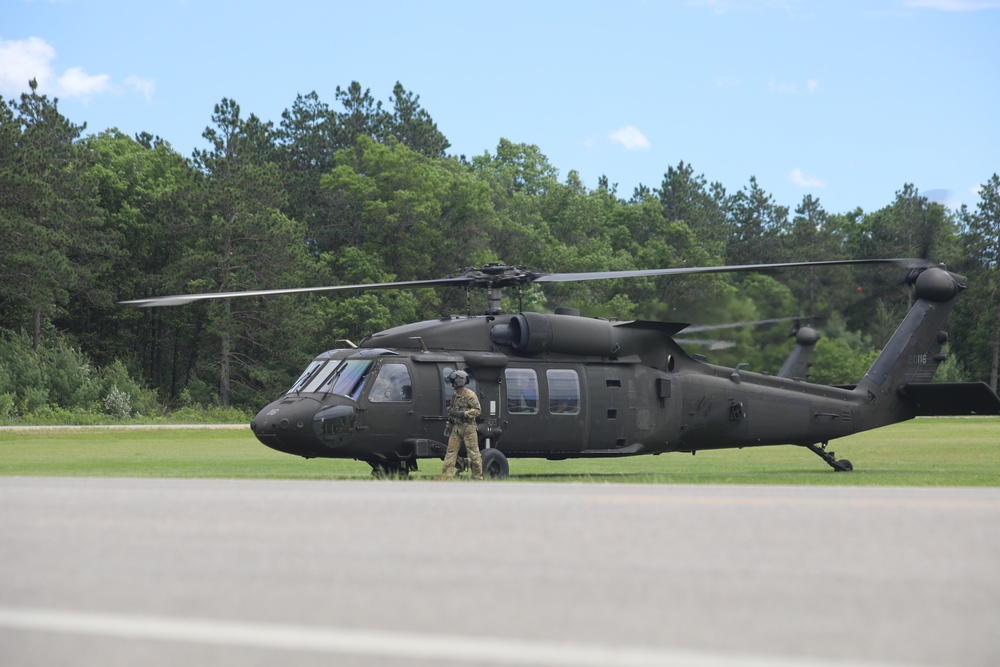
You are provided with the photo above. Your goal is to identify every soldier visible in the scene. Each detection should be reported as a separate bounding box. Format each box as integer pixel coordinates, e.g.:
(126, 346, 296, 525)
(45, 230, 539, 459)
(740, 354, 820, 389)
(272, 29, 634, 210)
(440, 370, 483, 480)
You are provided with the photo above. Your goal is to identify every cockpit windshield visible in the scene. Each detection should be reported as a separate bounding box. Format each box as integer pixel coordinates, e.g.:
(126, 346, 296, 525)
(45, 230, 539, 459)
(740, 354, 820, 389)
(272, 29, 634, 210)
(316, 359, 374, 400)
(287, 349, 393, 399)
(288, 360, 324, 393)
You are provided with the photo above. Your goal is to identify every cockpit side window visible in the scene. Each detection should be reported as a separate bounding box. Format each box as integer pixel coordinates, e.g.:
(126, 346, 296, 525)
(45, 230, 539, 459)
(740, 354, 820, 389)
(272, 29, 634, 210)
(368, 363, 413, 403)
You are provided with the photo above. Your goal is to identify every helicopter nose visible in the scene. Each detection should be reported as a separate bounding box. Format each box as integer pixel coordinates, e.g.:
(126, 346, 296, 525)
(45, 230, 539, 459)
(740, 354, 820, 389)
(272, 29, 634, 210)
(251, 396, 321, 456)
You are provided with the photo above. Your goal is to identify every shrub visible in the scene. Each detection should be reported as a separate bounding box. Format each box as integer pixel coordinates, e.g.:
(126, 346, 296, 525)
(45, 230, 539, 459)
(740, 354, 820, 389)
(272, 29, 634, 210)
(0, 331, 161, 420)
(98, 360, 160, 416)
(103, 385, 132, 420)
(0, 393, 14, 419)
(41, 338, 100, 409)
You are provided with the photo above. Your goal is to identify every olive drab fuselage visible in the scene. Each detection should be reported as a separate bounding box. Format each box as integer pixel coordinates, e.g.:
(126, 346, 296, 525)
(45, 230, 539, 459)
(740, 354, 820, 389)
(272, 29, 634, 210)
(249, 267, 1000, 473)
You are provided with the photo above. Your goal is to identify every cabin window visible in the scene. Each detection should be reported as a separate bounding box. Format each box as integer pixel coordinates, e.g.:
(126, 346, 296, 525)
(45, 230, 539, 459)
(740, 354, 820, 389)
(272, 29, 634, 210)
(317, 359, 374, 400)
(505, 368, 538, 415)
(368, 363, 413, 403)
(547, 369, 580, 415)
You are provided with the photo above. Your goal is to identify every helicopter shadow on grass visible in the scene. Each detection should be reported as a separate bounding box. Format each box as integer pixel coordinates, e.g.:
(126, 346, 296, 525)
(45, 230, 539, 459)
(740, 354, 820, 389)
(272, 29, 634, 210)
(480, 469, 837, 483)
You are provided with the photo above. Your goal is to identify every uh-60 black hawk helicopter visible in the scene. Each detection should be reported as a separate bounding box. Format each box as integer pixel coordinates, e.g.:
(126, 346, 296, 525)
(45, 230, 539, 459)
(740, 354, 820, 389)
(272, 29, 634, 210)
(124, 259, 1000, 479)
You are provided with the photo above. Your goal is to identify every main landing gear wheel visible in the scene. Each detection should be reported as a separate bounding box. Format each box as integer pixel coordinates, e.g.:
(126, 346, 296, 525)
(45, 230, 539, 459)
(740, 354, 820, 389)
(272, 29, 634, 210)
(481, 448, 509, 480)
(368, 460, 415, 479)
(806, 442, 853, 472)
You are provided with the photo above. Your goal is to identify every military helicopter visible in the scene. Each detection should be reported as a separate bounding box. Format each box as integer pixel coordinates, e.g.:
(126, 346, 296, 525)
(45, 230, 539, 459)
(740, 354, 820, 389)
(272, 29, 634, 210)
(124, 259, 1000, 478)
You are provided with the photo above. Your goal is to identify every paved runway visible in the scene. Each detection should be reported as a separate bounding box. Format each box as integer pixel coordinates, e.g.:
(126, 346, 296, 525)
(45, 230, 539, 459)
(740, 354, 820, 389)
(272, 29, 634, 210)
(1, 477, 998, 666)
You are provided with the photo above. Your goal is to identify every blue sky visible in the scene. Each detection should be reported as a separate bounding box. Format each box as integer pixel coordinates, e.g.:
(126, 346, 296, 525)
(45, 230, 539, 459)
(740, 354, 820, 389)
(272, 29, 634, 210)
(3, 0, 998, 215)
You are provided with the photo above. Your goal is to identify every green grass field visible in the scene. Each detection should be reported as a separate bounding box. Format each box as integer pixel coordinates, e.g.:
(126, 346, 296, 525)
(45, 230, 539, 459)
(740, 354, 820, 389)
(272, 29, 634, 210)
(1, 417, 998, 486)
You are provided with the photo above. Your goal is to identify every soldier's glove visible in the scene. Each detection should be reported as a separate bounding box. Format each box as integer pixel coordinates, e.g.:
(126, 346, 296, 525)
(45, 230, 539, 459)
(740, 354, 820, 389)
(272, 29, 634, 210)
(451, 409, 466, 419)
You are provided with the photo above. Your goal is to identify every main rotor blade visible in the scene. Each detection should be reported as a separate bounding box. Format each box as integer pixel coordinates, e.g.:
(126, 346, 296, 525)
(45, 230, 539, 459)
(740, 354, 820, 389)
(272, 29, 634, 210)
(120, 276, 472, 308)
(122, 258, 934, 308)
(674, 338, 737, 350)
(683, 316, 815, 333)
(532, 258, 933, 283)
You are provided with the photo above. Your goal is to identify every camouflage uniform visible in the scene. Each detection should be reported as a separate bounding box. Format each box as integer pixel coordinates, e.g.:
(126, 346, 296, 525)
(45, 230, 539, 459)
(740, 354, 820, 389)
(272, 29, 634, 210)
(441, 386, 483, 479)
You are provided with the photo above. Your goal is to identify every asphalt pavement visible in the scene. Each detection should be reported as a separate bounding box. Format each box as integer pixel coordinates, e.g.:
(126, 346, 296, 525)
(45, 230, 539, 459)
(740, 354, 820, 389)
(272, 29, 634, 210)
(1, 477, 998, 667)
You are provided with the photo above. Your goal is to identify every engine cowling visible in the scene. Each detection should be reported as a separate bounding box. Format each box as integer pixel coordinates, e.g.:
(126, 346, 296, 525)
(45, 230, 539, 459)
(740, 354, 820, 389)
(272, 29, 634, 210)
(491, 312, 619, 356)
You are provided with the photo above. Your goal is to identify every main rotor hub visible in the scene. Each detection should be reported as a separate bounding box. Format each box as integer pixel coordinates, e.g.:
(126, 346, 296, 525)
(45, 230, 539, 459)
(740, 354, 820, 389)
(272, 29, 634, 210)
(453, 265, 542, 315)
(456, 264, 541, 289)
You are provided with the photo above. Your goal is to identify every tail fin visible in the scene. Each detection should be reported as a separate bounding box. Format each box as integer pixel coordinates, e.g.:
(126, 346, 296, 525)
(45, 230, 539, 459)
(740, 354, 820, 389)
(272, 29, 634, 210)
(855, 267, 966, 429)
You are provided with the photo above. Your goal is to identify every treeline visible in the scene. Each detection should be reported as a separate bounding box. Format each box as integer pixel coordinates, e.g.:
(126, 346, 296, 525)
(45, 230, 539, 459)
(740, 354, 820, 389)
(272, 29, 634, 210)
(1, 78, 998, 419)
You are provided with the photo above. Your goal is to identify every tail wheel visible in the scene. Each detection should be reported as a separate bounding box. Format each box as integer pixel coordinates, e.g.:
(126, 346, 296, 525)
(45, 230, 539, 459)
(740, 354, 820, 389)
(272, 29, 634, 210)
(805, 442, 855, 472)
(481, 448, 509, 480)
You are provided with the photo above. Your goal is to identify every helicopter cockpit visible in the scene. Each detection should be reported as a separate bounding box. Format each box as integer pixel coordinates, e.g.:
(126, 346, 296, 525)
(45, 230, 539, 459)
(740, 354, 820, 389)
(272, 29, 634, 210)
(286, 348, 398, 400)
(285, 348, 478, 409)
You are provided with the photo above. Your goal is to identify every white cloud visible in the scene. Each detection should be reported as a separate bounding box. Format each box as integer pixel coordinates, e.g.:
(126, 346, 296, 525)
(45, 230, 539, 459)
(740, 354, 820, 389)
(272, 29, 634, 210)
(57, 66, 112, 98)
(608, 125, 651, 151)
(125, 76, 155, 102)
(768, 79, 797, 94)
(690, 0, 731, 14)
(691, 0, 811, 17)
(923, 188, 962, 209)
(715, 76, 741, 87)
(0, 36, 55, 97)
(789, 168, 826, 188)
(903, 0, 1000, 10)
(0, 35, 151, 102)
(768, 78, 819, 94)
